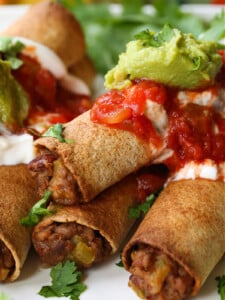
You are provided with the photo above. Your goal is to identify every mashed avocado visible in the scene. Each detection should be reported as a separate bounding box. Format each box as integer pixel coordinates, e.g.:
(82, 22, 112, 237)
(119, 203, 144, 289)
(105, 25, 222, 90)
(0, 60, 29, 130)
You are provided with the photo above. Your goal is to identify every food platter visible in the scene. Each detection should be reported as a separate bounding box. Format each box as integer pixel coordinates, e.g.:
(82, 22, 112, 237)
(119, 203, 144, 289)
(0, 4, 225, 300)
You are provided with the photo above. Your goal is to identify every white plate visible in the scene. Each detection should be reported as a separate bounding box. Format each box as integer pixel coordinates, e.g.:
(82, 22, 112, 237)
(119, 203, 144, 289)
(0, 4, 224, 300)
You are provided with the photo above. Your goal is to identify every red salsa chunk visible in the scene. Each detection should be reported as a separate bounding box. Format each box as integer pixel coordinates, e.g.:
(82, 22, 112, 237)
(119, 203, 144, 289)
(90, 60, 225, 174)
(90, 79, 167, 148)
(12, 53, 92, 127)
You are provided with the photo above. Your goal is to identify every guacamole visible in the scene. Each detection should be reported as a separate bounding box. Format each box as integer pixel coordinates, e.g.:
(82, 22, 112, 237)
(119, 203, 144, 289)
(105, 25, 222, 90)
(0, 60, 29, 130)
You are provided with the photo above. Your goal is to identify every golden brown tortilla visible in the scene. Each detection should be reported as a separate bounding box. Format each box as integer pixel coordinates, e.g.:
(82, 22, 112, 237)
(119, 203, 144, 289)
(1, 0, 85, 67)
(32, 174, 139, 267)
(34, 110, 160, 203)
(122, 179, 225, 298)
(0, 164, 38, 282)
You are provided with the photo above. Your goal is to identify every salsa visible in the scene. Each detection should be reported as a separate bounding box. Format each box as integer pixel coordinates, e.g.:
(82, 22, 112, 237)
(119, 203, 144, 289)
(91, 51, 225, 174)
(12, 53, 92, 130)
(90, 80, 166, 148)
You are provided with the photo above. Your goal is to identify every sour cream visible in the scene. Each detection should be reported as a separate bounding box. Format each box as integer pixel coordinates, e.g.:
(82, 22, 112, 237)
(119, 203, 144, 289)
(0, 133, 34, 165)
(12, 37, 90, 96)
(168, 159, 224, 182)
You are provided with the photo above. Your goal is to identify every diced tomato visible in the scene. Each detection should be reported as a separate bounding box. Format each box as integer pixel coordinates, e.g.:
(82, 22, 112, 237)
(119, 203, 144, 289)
(12, 53, 92, 130)
(91, 90, 133, 124)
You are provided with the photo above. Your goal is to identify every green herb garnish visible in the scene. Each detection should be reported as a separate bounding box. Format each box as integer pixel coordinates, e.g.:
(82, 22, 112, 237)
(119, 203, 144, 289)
(129, 191, 159, 219)
(42, 123, 66, 142)
(59, 0, 216, 74)
(216, 275, 225, 300)
(39, 260, 86, 300)
(116, 258, 124, 268)
(192, 56, 201, 71)
(0, 37, 24, 69)
(135, 24, 175, 47)
(20, 190, 52, 227)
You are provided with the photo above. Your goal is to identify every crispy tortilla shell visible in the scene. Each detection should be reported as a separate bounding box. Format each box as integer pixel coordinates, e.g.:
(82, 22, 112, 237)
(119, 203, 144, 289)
(34, 110, 158, 203)
(122, 179, 225, 296)
(32, 174, 138, 266)
(0, 164, 38, 282)
(1, 0, 85, 67)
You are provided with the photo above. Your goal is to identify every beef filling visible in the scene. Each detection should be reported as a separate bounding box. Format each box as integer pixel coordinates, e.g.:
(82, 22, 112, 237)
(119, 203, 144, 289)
(32, 222, 112, 268)
(29, 150, 81, 205)
(0, 240, 15, 281)
(128, 244, 194, 300)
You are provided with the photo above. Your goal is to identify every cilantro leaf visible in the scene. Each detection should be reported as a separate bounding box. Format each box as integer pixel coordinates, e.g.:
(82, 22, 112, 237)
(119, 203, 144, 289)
(135, 24, 175, 47)
(61, 0, 210, 74)
(0, 37, 24, 69)
(39, 260, 86, 300)
(42, 123, 66, 143)
(20, 190, 53, 227)
(129, 191, 160, 219)
(216, 275, 225, 300)
(116, 254, 124, 268)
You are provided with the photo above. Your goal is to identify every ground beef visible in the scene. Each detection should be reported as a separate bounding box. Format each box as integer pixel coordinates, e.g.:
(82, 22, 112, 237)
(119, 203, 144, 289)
(128, 244, 194, 300)
(32, 222, 112, 268)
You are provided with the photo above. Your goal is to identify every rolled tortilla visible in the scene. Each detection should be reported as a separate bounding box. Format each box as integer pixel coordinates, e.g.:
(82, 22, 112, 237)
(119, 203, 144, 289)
(0, 164, 38, 282)
(122, 179, 225, 300)
(30, 110, 162, 205)
(1, 0, 85, 67)
(32, 174, 139, 268)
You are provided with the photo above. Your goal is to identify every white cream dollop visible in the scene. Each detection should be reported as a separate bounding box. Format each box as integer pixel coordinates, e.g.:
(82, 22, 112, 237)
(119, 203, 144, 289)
(0, 133, 34, 165)
(12, 37, 90, 96)
(169, 159, 221, 182)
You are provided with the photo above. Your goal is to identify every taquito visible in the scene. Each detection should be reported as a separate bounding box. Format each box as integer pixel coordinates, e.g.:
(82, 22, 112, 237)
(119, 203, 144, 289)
(122, 179, 225, 300)
(29, 110, 163, 205)
(32, 174, 138, 268)
(0, 164, 38, 282)
(1, 0, 85, 67)
(32, 164, 168, 268)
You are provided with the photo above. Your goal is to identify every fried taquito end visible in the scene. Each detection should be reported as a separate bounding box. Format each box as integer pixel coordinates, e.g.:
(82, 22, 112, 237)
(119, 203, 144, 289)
(122, 179, 225, 300)
(32, 174, 139, 268)
(29, 110, 159, 205)
(1, 0, 85, 67)
(0, 164, 38, 282)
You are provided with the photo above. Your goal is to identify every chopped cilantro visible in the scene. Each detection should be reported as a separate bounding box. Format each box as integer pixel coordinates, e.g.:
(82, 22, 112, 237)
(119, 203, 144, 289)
(42, 123, 66, 143)
(192, 56, 201, 71)
(135, 24, 175, 47)
(216, 275, 225, 300)
(129, 191, 160, 219)
(20, 190, 53, 227)
(39, 260, 86, 300)
(116, 254, 124, 268)
(59, 0, 219, 74)
(0, 37, 24, 69)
